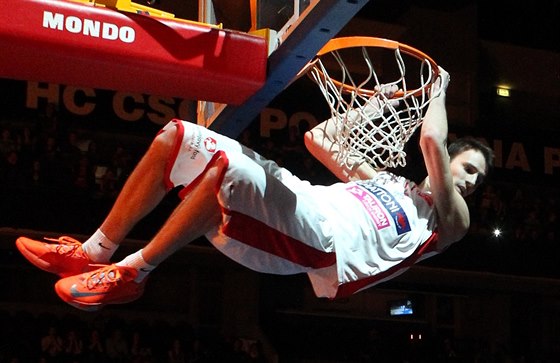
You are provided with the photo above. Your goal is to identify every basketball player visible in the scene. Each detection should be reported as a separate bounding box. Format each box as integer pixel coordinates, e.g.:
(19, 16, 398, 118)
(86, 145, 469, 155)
(16, 68, 493, 311)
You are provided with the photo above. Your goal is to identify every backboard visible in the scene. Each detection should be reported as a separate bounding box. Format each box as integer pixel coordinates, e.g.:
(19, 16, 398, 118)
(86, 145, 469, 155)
(198, 0, 370, 138)
(0, 0, 368, 138)
(0, 0, 269, 106)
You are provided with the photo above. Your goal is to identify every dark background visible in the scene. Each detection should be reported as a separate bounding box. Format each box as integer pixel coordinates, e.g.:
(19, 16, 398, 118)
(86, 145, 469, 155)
(0, 1, 559, 362)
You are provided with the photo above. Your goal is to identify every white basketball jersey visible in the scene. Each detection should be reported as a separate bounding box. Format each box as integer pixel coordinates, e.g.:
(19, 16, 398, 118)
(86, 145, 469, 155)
(308, 172, 439, 298)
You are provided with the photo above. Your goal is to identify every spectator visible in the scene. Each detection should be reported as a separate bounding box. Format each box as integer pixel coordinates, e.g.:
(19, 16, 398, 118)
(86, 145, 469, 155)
(246, 340, 266, 363)
(17, 125, 39, 165)
(0, 150, 26, 189)
(63, 329, 84, 363)
(105, 328, 129, 363)
(40, 326, 64, 363)
(130, 330, 153, 363)
(36, 102, 60, 141)
(0, 127, 17, 157)
(167, 338, 186, 363)
(73, 155, 95, 192)
(186, 338, 206, 363)
(84, 328, 105, 363)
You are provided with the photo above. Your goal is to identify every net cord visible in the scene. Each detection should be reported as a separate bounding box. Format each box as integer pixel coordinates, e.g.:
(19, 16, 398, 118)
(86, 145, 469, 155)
(308, 45, 437, 169)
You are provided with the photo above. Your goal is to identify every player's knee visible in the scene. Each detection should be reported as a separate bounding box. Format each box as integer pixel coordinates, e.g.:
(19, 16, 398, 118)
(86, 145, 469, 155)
(151, 124, 178, 154)
(206, 155, 228, 182)
(303, 130, 314, 148)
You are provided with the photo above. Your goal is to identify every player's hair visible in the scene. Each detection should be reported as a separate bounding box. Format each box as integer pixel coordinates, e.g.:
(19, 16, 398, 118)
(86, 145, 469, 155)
(448, 137, 494, 173)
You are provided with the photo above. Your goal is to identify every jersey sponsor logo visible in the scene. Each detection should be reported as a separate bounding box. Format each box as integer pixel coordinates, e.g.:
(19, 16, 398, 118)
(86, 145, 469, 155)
(42, 11, 136, 44)
(347, 183, 411, 235)
(346, 185, 391, 230)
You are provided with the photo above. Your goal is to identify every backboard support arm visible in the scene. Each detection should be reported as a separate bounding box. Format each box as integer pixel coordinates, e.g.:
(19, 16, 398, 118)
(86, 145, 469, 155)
(202, 0, 371, 138)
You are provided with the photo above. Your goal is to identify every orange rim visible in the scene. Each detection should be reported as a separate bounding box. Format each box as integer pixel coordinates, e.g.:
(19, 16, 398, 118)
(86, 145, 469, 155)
(302, 36, 439, 98)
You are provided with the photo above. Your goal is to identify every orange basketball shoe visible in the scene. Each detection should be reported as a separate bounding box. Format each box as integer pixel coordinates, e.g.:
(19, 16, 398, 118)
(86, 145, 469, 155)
(16, 236, 95, 277)
(55, 264, 146, 311)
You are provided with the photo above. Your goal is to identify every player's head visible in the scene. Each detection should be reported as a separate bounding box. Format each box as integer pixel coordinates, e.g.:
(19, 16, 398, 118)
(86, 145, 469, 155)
(448, 137, 494, 171)
(448, 137, 494, 197)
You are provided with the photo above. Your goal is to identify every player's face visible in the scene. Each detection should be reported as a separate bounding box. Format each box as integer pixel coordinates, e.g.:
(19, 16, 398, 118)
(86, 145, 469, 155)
(449, 149, 487, 197)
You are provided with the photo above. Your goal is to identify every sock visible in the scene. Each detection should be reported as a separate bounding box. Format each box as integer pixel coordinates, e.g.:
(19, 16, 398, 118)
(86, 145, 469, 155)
(117, 250, 156, 283)
(82, 229, 119, 263)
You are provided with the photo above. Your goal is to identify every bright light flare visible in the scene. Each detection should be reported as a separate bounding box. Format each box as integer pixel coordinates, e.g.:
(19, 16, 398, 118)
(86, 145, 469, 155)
(492, 228, 502, 237)
(496, 87, 510, 97)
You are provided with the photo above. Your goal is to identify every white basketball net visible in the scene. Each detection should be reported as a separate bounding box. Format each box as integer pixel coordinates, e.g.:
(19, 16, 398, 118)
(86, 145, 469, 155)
(308, 45, 438, 169)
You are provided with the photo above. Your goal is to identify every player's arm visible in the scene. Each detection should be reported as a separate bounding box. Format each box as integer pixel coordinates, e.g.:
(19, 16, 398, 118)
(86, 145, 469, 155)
(304, 117, 377, 182)
(304, 85, 399, 182)
(419, 69, 470, 249)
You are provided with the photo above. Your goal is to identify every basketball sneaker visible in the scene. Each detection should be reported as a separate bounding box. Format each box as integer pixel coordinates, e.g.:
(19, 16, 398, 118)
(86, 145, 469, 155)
(55, 264, 146, 311)
(16, 236, 95, 277)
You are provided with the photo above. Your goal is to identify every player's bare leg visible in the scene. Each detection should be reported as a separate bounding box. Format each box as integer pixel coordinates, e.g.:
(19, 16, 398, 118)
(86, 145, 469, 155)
(15, 126, 178, 275)
(140, 160, 224, 265)
(54, 159, 225, 311)
(97, 129, 174, 244)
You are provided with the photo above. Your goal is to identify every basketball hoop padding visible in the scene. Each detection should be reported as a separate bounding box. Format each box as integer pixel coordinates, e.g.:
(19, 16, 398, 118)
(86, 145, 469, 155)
(0, 0, 267, 105)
